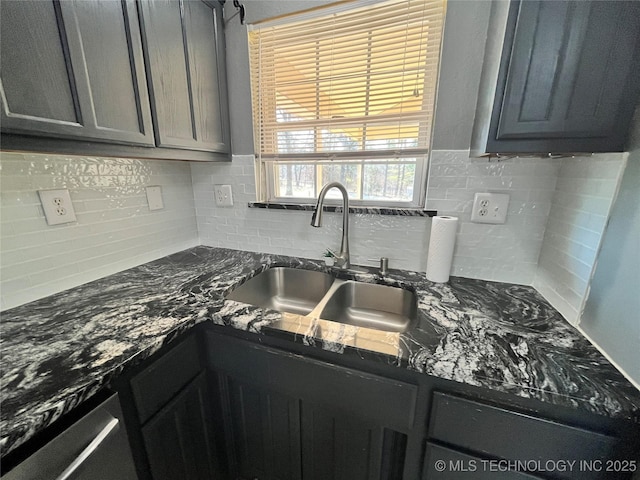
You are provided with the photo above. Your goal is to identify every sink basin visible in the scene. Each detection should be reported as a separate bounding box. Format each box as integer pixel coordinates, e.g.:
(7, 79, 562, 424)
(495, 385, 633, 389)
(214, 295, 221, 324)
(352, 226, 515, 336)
(226, 267, 418, 333)
(318, 281, 417, 332)
(226, 267, 333, 315)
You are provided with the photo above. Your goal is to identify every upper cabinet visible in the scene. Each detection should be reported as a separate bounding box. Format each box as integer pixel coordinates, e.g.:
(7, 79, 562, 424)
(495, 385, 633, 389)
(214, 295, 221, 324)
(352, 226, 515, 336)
(139, 0, 230, 153)
(471, 0, 640, 155)
(0, 0, 230, 161)
(0, 0, 155, 146)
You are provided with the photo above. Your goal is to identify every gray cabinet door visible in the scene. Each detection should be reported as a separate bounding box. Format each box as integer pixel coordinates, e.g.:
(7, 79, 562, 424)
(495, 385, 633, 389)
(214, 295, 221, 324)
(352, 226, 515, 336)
(206, 332, 416, 480)
(141, 373, 220, 480)
(0, 0, 155, 146)
(488, 0, 640, 153)
(139, 0, 230, 153)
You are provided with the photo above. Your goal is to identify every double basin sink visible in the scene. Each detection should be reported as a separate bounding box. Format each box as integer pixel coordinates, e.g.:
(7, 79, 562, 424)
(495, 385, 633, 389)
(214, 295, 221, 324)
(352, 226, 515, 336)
(226, 267, 417, 333)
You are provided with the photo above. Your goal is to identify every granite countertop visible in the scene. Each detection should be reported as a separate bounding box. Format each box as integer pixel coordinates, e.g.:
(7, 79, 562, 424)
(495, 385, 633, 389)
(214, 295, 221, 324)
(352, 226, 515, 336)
(1, 246, 639, 457)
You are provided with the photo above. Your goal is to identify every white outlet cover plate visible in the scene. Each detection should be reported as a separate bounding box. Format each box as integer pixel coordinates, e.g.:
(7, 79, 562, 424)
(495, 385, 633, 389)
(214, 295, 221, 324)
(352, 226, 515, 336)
(146, 186, 164, 211)
(38, 189, 77, 225)
(471, 192, 510, 224)
(214, 184, 233, 206)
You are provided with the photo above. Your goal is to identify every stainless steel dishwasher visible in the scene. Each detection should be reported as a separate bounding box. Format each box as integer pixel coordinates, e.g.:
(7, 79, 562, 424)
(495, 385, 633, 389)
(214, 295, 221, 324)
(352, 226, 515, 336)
(2, 393, 138, 480)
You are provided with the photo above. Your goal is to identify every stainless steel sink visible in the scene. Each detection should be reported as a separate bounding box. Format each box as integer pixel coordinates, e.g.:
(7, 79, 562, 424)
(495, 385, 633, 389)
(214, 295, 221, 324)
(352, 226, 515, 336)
(317, 281, 417, 332)
(226, 267, 334, 315)
(226, 267, 417, 333)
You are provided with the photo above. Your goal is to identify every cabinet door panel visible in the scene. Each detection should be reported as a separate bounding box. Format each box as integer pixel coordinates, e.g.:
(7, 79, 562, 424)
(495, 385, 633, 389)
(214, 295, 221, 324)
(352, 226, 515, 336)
(422, 443, 542, 480)
(565, 2, 640, 135)
(301, 405, 392, 480)
(428, 393, 621, 480)
(69, 0, 154, 144)
(1, 0, 154, 145)
(0, 1, 80, 126)
(497, 1, 589, 138)
(140, 0, 230, 153)
(226, 377, 302, 480)
(139, 0, 194, 147)
(492, 0, 640, 151)
(142, 373, 217, 480)
(206, 333, 414, 480)
(130, 334, 201, 424)
(184, 0, 226, 150)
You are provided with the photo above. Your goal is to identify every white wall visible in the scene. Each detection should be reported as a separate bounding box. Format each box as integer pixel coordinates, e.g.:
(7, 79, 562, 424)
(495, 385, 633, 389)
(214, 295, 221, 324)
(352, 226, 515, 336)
(579, 112, 640, 387)
(0, 152, 199, 310)
(533, 153, 627, 324)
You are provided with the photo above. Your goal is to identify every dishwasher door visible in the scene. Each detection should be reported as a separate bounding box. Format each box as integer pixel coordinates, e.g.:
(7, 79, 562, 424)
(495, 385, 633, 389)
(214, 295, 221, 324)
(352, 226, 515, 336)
(2, 393, 138, 480)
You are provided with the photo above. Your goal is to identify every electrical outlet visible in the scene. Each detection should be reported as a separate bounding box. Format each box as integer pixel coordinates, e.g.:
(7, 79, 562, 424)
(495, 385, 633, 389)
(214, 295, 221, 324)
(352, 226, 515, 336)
(38, 189, 77, 226)
(146, 186, 164, 211)
(214, 184, 233, 206)
(471, 192, 510, 224)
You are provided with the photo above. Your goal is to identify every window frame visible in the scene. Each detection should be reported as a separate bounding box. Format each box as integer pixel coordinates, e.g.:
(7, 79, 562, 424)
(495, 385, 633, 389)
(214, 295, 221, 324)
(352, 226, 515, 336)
(263, 157, 430, 208)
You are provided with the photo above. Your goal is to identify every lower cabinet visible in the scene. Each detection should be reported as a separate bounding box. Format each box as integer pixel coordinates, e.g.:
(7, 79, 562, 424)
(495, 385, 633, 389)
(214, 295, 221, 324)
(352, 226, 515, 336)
(218, 376, 300, 480)
(206, 331, 417, 480)
(422, 443, 541, 480)
(119, 333, 221, 480)
(118, 328, 639, 480)
(422, 392, 634, 480)
(141, 373, 217, 480)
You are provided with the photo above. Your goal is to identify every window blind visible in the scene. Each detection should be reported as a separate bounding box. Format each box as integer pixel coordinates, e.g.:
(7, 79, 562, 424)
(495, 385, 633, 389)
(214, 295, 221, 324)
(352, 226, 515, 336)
(248, 0, 446, 162)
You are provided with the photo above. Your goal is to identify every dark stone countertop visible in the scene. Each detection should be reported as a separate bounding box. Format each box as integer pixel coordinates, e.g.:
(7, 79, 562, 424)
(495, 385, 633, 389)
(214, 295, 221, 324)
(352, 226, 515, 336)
(1, 246, 639, 457)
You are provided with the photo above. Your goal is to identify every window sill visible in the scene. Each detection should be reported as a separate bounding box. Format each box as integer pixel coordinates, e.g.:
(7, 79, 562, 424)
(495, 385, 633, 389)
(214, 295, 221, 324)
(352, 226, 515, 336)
(248, 202, 437, 217)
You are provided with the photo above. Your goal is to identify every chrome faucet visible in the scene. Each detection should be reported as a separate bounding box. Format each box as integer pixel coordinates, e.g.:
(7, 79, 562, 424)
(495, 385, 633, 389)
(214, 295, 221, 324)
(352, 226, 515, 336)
(311, 182, 350, 269)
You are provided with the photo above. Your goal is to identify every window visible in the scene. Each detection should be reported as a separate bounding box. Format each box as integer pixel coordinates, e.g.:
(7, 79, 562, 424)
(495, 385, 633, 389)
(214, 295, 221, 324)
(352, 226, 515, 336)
(249, 0, 446, 207)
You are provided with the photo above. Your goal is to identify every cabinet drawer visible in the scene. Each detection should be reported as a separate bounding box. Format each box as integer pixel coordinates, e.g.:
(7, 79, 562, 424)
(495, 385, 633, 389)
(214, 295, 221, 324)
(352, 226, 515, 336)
(423, 443, 541, 480)
(131, 335, 201, 424)
(428, 393, 620, 480)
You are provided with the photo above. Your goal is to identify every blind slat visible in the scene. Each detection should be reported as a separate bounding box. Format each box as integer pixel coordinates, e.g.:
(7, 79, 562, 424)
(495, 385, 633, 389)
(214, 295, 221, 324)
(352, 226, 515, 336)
(250, 0, 445, 157)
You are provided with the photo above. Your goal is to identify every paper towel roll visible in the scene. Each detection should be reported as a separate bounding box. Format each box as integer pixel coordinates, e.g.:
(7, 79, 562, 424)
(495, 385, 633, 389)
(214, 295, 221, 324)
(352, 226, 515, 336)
(425, 216, 458, 283)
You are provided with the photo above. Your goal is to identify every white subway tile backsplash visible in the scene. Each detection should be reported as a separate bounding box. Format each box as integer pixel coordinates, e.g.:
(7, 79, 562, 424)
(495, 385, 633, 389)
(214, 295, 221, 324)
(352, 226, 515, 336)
(0, 152, 199, 311)
(426, 151, 561, 284)
(1, 147, 625, 320)
(189, 151, 559, 284)
(533, 154, 627, 324)
(192, 157, 432, 271)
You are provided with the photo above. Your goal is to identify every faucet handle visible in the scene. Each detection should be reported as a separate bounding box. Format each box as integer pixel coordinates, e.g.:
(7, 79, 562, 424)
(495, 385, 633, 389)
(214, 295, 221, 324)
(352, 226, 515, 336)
(324, 248, 348, 267)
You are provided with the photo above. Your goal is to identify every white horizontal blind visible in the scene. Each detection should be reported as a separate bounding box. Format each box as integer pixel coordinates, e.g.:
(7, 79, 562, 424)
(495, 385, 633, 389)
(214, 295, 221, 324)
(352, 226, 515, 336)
(248, 0, 446, 205)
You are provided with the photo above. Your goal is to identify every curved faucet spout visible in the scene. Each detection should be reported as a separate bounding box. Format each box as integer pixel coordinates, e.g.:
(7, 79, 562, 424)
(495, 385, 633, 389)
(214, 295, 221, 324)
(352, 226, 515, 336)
(311, 182, 350, 268)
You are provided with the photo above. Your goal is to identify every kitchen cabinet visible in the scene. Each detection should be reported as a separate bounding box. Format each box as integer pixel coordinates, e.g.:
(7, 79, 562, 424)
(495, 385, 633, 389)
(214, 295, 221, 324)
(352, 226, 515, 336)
(206, 331, 416, 480)
(422, 443, 541, 480)
(113, 326, 639, 480)
(2, 394, 137, 480)
(118, 334, 222, 480)
(471, 0, 640, 155)
(423, 392, 628, 480)
(141, 373, 218, 480)
(0, 0, 155, 146)
(139, 0, 230, 154)
(0, 0, 230, 161)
